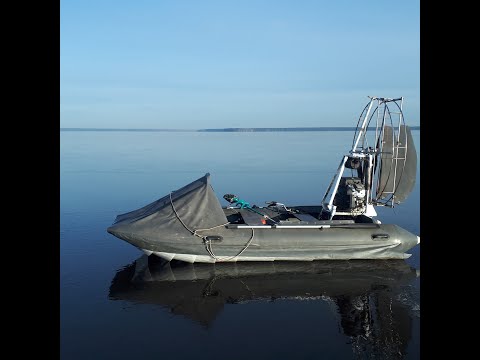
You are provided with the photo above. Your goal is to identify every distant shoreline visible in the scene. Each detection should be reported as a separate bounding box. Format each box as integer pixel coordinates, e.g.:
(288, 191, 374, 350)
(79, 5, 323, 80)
(61, 126, 420, 132)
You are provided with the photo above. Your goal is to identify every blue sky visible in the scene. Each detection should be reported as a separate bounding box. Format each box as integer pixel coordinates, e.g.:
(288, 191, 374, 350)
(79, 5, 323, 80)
(60, 0, 420, 129)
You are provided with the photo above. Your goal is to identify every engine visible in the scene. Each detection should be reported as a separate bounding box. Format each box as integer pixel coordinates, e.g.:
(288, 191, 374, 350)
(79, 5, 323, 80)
(333, 177, 367, 214)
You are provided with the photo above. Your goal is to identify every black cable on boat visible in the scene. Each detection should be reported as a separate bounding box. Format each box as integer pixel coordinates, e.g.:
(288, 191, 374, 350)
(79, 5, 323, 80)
(169, 191, 255, 261)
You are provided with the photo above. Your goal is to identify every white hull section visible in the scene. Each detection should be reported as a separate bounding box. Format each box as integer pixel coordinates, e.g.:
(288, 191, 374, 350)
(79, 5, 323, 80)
(141, 249, 412, 264)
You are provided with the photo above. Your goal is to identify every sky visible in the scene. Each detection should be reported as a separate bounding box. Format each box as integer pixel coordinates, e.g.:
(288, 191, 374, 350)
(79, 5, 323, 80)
(60, 0, 420, 129)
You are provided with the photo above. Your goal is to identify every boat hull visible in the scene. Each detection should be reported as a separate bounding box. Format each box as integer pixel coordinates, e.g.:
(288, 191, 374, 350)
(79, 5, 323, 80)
(107, 223, 420, 263)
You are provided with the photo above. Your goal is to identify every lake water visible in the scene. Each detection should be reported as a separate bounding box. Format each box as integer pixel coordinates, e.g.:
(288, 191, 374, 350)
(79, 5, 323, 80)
(60, 130, 420, 359)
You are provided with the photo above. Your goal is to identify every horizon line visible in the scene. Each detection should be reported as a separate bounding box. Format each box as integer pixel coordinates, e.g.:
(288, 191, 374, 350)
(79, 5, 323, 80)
(60, 126, 420, 132)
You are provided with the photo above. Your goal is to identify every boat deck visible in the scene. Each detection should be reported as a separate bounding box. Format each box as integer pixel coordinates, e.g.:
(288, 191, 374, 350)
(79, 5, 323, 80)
(223, 206, 366, 229)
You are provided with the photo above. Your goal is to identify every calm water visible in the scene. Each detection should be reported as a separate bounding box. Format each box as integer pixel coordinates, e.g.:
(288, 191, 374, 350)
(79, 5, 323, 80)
(60, 131, 420, 359)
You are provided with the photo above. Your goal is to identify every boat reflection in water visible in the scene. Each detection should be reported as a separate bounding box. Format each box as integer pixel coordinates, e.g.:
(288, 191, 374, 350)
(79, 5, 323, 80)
(109, 256, 419, 357)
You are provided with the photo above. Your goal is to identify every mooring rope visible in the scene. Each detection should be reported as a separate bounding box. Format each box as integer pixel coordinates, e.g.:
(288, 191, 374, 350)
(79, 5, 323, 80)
(204, 228, 255, 262)
(169, 191, 254, 261)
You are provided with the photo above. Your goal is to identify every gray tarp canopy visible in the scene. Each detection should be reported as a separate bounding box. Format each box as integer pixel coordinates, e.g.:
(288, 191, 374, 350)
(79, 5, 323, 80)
(108, 173, 228, 239)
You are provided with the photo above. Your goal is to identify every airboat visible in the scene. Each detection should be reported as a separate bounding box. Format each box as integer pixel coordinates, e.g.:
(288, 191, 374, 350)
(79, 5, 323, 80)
(107, 96, 420, 263)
